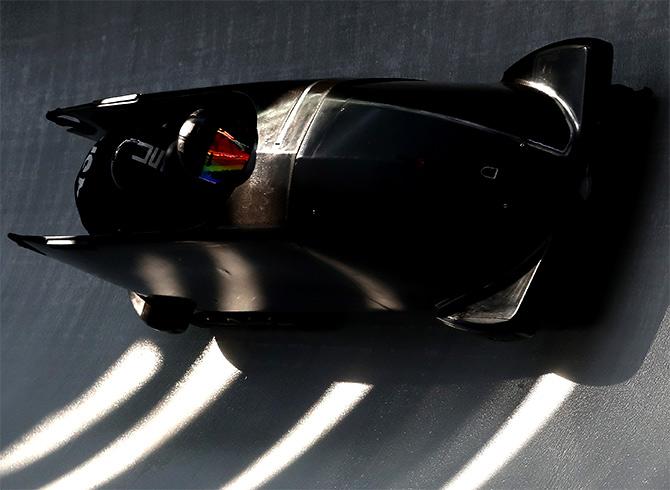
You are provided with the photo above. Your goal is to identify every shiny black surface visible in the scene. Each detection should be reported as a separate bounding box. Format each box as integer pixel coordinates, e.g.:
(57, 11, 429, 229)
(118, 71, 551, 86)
(329, 80, 572, 150)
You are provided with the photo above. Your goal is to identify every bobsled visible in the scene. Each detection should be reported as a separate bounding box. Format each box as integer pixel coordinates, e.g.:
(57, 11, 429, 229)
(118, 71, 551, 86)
(9, 38, 625, 335)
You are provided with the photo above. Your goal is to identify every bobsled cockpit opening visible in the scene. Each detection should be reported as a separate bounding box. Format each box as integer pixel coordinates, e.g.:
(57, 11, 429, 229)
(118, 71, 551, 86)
(73, 92, 259, 234)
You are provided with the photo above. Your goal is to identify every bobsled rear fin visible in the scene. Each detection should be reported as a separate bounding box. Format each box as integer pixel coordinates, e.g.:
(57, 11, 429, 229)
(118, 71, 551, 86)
(503, 38, 613, 135)
(434, 237, 549, 334)
(437, 259, 542, 328)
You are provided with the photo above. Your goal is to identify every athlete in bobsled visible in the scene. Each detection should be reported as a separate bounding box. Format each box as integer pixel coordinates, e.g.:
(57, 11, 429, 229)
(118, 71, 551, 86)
(9, 38, 639, 336)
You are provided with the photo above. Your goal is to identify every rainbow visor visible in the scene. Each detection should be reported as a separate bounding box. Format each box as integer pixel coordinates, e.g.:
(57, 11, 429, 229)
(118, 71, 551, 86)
(199, 129, 251, 184)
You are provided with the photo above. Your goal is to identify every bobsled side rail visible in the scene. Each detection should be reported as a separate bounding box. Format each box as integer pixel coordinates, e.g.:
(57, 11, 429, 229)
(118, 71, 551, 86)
(8, 228, 289, 250)
(44, 78, 419, 140)
(45, 79, 325, 140)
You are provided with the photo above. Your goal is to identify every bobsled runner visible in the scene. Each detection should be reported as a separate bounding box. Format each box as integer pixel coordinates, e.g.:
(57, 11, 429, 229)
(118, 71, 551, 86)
(9, 38, 632, 335)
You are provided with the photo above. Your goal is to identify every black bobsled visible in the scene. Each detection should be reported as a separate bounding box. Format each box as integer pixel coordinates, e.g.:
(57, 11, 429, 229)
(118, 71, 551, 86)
(8, 38, 632, 335)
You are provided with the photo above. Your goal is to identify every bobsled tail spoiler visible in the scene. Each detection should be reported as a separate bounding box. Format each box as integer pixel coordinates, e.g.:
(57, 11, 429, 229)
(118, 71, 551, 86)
(503, 38, 613, 136)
